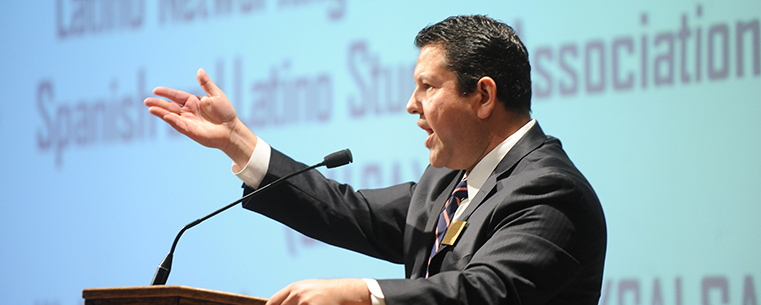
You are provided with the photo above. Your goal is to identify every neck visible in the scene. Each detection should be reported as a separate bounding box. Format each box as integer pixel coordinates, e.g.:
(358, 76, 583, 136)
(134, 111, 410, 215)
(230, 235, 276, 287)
(465, 112, 531, 174)
(485, 112, 531, 155)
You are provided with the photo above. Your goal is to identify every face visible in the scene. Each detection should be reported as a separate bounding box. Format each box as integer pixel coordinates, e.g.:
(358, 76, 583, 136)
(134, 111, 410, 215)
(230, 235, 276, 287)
(406, 45, 485, 171)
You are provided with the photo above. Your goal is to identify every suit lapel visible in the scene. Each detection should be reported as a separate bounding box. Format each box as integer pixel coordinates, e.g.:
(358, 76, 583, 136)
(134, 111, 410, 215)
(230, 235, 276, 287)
(424, 171, 465, 231)
(409, 170, 464, 279)
(450, 123, 548, 229)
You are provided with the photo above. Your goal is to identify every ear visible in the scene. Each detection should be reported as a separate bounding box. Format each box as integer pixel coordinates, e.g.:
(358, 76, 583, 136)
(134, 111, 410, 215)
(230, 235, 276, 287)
(474, 76, 498, 119)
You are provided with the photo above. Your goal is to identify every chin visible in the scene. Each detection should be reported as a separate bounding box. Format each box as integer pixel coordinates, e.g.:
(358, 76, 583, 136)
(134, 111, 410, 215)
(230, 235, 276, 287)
(428, 154, 443, 168)
(428, 155, 450, 169)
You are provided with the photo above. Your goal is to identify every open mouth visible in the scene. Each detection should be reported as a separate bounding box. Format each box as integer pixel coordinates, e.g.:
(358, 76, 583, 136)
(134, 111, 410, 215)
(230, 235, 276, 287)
(418, 121, 434, 148)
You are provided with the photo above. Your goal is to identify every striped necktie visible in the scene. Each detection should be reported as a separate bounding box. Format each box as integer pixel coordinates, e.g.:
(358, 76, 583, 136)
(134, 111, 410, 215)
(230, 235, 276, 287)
(426, 177, 468, 277)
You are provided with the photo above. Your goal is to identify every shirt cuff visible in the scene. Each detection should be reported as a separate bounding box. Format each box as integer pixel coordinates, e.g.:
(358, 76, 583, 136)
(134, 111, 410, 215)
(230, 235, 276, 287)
(232, 139, 271, 188)
(362, 278, 386, 305)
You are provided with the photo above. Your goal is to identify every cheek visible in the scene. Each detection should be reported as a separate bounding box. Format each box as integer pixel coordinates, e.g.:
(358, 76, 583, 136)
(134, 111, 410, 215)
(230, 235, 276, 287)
(422, 99, 444, 124)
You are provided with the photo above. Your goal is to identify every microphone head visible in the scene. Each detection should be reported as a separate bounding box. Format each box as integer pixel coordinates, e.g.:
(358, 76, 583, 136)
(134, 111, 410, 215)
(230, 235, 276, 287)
(323, 149, 353, 168)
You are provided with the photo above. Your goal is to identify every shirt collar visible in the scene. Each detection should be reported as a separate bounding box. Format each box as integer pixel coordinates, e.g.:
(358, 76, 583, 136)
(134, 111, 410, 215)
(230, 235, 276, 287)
(465, 119, 536, 199)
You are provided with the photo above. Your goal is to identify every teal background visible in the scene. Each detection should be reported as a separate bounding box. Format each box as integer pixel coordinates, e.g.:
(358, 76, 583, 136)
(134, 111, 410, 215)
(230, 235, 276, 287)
(1, 1, 759, 304)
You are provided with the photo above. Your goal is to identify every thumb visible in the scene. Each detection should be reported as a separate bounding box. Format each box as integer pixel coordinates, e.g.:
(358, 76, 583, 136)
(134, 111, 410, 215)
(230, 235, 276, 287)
(196, 68, 225, 97)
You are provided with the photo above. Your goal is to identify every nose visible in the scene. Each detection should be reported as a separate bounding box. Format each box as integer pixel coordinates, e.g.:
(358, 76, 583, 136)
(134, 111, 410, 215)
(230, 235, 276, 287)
(406, 90, 420, 115)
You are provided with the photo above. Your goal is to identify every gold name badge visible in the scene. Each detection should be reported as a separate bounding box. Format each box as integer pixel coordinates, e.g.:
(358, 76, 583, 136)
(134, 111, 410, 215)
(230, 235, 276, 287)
(441, 221, 467, 246)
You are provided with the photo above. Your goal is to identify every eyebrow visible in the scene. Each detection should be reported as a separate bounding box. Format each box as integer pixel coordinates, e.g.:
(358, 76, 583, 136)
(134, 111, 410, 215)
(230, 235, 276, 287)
(417, 74, 434, 83)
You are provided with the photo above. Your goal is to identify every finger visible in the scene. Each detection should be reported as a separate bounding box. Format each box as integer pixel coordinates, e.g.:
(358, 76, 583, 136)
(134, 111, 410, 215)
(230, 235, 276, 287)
(152, 86, 196, 105)
(196, 68, 225, 98)
(146, 105, 171, 119)
(265, 286, 290, 305)
(144, 102, 189, 133)
(161, 113, 189, 135)
(144, 97, 183, 114)
(145, 104, 185, 130)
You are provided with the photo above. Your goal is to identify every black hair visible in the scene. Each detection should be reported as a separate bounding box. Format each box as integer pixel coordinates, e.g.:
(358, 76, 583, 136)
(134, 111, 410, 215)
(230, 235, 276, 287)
(415, 15, 532, 114)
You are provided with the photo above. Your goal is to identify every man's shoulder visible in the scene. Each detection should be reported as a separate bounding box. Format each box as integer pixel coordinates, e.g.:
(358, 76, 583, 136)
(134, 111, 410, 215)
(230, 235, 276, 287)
(503, 133, 597, 195)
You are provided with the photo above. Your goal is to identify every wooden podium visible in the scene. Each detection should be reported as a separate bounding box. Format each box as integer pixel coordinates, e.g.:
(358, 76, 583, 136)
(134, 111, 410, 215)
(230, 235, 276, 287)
(82, 286, 267, 305)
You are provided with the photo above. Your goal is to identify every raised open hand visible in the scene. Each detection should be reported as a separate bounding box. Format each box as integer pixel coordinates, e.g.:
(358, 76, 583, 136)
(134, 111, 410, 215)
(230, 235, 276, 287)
(144, 68, 256, 166)
(144, 68, 240, 149)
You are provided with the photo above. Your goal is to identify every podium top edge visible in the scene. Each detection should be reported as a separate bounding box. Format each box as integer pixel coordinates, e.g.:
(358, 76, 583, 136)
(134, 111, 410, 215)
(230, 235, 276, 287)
(83, 285, 267, 304)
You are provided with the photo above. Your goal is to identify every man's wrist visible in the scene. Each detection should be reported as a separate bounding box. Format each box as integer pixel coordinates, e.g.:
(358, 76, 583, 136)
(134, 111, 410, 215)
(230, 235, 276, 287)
(233, 139, 271, 188)
(226, 119, 258, 170)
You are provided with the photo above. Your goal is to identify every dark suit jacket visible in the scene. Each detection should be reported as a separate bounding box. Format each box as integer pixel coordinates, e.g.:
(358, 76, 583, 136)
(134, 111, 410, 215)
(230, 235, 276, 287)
(243, 123, 607, 305)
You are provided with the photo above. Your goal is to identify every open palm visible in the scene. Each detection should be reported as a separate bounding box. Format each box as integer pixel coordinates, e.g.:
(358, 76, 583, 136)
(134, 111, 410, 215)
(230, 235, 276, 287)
(144, 68, 240, 150)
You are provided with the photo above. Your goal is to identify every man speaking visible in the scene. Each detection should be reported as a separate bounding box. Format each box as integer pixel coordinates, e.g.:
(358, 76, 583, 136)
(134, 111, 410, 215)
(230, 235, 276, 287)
(144, 15, 607, 305)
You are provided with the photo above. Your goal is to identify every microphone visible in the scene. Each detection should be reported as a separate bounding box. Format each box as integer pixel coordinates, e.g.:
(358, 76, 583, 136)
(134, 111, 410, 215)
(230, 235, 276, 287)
(150, 149, 353, 285)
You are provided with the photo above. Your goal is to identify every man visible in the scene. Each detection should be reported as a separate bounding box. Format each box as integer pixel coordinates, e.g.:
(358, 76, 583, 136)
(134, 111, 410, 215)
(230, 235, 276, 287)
(144, 15, 606, 305)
